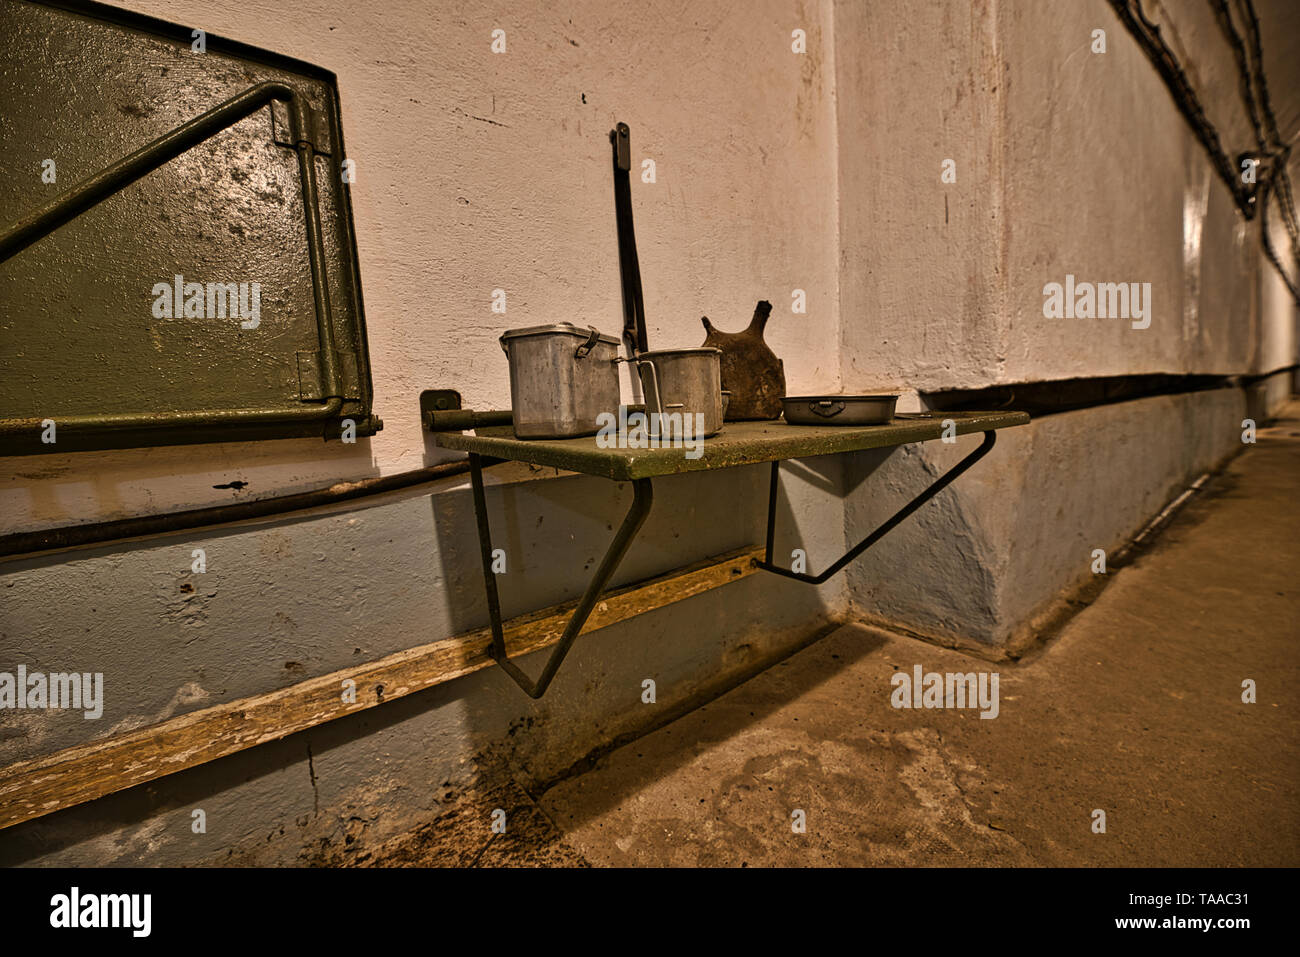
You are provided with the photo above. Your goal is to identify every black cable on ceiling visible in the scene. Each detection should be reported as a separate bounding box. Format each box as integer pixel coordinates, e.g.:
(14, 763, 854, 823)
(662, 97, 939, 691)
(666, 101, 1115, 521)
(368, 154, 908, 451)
(1107, 0, 1300, 304)
(1261, 195, 1299, 302)
(1211, 0, 1267, 150)
(1214, 0, 1300, 301)
(1239, 0, 1300, 244)
(1236, 0, 1300, 300)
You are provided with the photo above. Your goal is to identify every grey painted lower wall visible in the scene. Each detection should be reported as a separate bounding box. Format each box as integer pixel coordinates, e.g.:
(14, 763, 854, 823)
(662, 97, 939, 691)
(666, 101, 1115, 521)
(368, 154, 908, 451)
(843, 388, 1248, 647)
(1246, 368, 1296, 425)
(0, 455, 846, 865)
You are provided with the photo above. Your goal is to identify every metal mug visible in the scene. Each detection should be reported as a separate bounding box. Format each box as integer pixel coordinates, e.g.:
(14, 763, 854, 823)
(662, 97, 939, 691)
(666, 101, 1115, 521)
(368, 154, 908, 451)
(630, 347, 723, 439)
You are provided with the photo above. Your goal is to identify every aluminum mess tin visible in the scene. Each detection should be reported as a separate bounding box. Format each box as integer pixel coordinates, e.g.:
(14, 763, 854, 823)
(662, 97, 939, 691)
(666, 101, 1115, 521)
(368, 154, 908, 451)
(499, 323, 621, 438)
(781, 394, 899, 426)
(633, 347, 724, 437)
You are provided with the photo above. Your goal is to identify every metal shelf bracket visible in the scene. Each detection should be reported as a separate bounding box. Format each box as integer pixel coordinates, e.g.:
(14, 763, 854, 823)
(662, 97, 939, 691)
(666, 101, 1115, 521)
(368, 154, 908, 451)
(464, 428, 998, 697)
(755, 430, 998, 584)
(468, 453, 654, 699)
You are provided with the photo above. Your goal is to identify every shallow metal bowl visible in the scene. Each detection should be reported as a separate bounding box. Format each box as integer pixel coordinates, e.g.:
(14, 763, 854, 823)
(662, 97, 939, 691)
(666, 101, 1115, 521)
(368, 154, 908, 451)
(781, 394, 899, 426)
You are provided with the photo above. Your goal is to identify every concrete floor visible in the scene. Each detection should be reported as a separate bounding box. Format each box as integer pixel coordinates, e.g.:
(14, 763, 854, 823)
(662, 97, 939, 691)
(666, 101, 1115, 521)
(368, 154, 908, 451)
(363, 401, 1299, 867)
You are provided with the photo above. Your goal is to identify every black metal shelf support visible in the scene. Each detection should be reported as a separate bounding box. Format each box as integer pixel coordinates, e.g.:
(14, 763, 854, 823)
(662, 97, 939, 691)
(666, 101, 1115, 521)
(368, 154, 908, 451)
(465, 429, 999, 697)
(755, 430, 998, 584)
(469, 452, 654, 699)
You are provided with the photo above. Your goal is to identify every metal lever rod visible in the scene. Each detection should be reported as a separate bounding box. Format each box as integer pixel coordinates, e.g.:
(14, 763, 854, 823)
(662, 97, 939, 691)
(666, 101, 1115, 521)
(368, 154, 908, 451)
(611, 121, 648, 357)
(756, 430, 998, 585)
(469, 453, 654, 699)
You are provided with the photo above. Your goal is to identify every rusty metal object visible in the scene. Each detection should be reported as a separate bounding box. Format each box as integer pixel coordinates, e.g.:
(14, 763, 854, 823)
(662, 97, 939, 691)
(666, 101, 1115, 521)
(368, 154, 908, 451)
(700, 300, 785, 420)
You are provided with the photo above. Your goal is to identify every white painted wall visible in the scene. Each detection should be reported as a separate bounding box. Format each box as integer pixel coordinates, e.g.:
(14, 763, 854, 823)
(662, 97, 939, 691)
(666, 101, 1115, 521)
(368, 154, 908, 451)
(833, 0, 1296, 645)
(834, 0, 1007, 394)
(834, 0, 1294, 392)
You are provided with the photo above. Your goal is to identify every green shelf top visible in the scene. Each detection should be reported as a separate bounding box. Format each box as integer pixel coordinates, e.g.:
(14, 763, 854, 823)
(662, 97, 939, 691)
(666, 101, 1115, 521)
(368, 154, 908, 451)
(433, 410, 1030, 481)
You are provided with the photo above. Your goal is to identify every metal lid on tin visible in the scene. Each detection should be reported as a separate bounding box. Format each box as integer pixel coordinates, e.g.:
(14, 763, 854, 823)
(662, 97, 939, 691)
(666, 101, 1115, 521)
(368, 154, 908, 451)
(498, 322, 620, 345)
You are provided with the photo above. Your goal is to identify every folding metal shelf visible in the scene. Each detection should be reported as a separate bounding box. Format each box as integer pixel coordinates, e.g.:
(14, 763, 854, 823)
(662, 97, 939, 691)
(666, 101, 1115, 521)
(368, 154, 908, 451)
(431, 409, 1030, 698)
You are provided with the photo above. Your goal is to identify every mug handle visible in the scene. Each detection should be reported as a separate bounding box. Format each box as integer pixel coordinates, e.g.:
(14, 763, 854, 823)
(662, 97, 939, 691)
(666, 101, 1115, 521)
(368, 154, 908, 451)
(635, 358, 662, 415)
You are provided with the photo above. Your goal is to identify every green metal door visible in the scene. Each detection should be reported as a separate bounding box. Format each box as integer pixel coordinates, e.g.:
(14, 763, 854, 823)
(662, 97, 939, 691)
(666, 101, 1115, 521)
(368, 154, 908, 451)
(0, 0, 380, 454)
